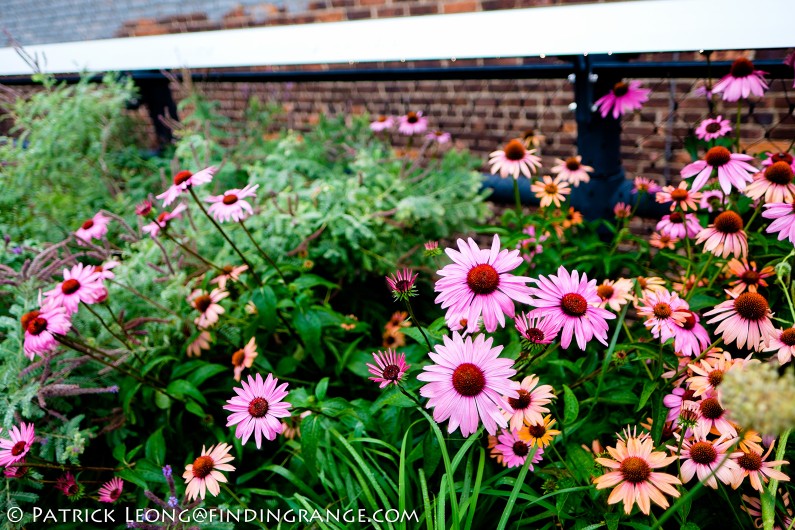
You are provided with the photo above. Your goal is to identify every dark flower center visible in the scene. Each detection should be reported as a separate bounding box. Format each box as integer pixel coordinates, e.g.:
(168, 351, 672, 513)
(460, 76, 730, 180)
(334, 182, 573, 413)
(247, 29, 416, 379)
(109, 488, 121, 500)
(705, 122, 722, 133)
(682, 311, 697, 330)
(525, 327, 545, 343)
(690, 441, 718, 464)
(734, 292, 769, 320)
(741, 270, 760, 284)
(222, 194, 239, 205)
(231, 349, 245, 367)
(512, 441, 529, 457)
(771, 153, 794, 165)
(730, 57, 755, 78)
(65, 483, 79, 496)
(10, 441, 27, 456)
(194, 295, 213, 313)
(61, 279, 81, 295)
(597, 284, 614, 300)
(561, 293, 588, 317)
(406, 112, 419, 124)
(395, 280, 412, 292)
(671, 188, 689, 201)
(707, 369, 724, 388)
(503, 139, 527, 161)
(620, 456, 651, 484)
(765, 161, 794, 185)
(382, 364, 401, 381)
(248, 397, 270, 417)
(466, 264, 500, 295)
(669, 212, 684, 223)
(738, 451, 763, 471)
(21, 310, 40, 333)
(714, 211, 743, 234)
(565, 157, 581, 171)
(652, 303, 672, 319)
(508, 389, 532, 410)
(612, 82, 629, 97)
(780, 328, 795, 346)
(27, 317, 48, 336)
(451, 362, 486, 397)
(173, 170, 193, 186)
(705, 146, 732, 167)
(700, 397, 724, 420)
(526, 423, 547, 438)
(544, 183, 558, 194)
(191, 455, 215, 478)
(81, 219, 95, 230)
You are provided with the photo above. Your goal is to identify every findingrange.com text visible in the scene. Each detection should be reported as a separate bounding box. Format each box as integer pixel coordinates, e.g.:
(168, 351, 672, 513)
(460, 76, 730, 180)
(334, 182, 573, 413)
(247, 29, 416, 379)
(6, 507, 420, 525)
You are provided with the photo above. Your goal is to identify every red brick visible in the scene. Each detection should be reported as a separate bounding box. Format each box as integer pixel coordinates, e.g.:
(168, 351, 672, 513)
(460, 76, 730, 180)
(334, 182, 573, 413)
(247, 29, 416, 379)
(443, 0, 479, 13)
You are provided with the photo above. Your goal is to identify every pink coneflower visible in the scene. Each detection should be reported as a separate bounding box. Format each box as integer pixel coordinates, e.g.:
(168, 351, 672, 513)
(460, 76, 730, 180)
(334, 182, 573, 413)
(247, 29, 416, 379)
(764, 327, 795, 365)
(531, 175, 570, 208)
(367, 349, 410, 388)
(705, 291, 775, 351)
(43, 263, 104, 315)
(693, 395, 738, 438)
(488, 434, 504, 465)
(699, 189, 725, 213)
(187, 330, 212, 358)
(732, 447, 789, 492)
(205, 184, 259, 223)
(488, 139, 542, 179)
(613, 202, 632, 219)
(681, 146, 757, 193)
(514, 312, 559, 347)
(695, 116, 732, 141)
(551, 156, 593, 186)
(142, 204, 187, 238)
(713, 57, 769, 102)
(98, 477, 124, 503)
(0, 422, 35, 467)
(426, 130, 452, 144)
(369, 115, 394, 132)
(417, 331, 518, 436)
(434, 235, 533, 334)
(75, 212, 111, 242)
(726, 259, 774, 296)
(656, 182, 701, 212)
(745, 161, 795, 203)
(182, 443, 235, 501)
(21, 305, 72, 359)
(762, 152, 795, 172)
(398, 111, 428, 136)
(55, 472, 80, 497)
(516, 225, 548, 264)
(503, 374, 555, 431)
(231, 337, 258, 382)
(93, 261, 119, 281)
(594, 429, 681, 515)
(650, 232, 678, 250)
(594, 80, 651, 119)
(632, 176, 662, 195)
(157, 166, 217, 206)
(494, 429, 545, 469)
(663, 388, 696, 423)
(763, 202, 795, 244)
(211, 264, 248, 290)
(4, 460, 28, 479)
(636, 289, 690, 342)
(670, 434, 742, 489)
(189, 288, 228, 329)
(528, 266, 615, 350)
(135, 199, 153, 216)
(224, 373, 291, 448)
(656, 212, 702, 239)
(695, 211, 748, 259)
(597, 279, 634, 312)
(672, 311, 711, 357)
(386, 268, 418, 301)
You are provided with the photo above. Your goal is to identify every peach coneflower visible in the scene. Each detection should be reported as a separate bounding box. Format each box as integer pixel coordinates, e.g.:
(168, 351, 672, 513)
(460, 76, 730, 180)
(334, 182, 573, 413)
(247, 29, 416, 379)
(189, 288, 229, 329)
(726, 258, 773, 296)
(695, 210, 748, 259)
(211, 264, 248, 290)
(187, 330, 212, 358)
(681, 146, 757, 193)
(518, 415, 561, 448)
(656, 182, 701, 212)
(636, 289, 690, 343)
(550, 156, 593, 187)
(745, 161, 795, 204)
(503, 375, 555, 431)
(182, 443, 235, 501)
(633, 176, 661, 195)
(488, 139, 542, 179)
(649, 232, 678, 250)
(705, 291, 776, 351)
(594, 428, 681, 515)
(732, 446, 789, 492)
(596, 278, 634, 312)
(614, 202, 632, 220)
(231, 337, 258, 382)
(531, 175, 570, 208)
(692, 394, 738, 439)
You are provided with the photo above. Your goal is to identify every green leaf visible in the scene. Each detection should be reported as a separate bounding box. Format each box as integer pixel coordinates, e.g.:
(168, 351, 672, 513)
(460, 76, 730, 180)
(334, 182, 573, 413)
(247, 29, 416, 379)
(636, 380, 657, 412)
(315, 377, 329, 400)
(145, 428, 166, 465)
(295, 309, 324, 368)
(291, 274, 339, 291)
(186, 363, 227, 387)
(154, 391, 171, 410)
(252, 286, 278, 330)
(320, 397, 354, 418)
(605, 513, 620, 530)
(167, 379, 207, 405)
(112, 443, 126, 463)
(301, 414, 322, 477)
(562, 385, 579, 425)
(422, 430, 441, 477)
(185, 401, 205, 418)
(117, 469, 148, 490)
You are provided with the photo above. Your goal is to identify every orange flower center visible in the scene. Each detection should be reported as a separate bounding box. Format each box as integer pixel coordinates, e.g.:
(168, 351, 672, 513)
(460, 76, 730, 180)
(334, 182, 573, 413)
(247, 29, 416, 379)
(503, 139, 527, 161)
(714, 211, 743, 234)
(377, 115, 387, 122)
(10, 441, 27, 456)
(61, 279, 81, 295)
(700, 397, 724, 420)
(173, 170, 193, 185)
(222, 265, 235, 274)
(191, 455, 215, 478)
(671, 188, 689, 201)
(508, 389, 532, 410)
(705, 146, 732, 168)
(452, 363, 486, 397)
(765, 161, 794, 185)
(81, 219, 95, 230)
(689, 441, 718, 464)
(707, 369, 724, 388)
(620, 456, 651, 484)
(466, 264, 500, 295)
(20, 310, 40, 333)
(27, 317, 48, 336)
(780, 328, 795, 346)
(248, 397, 269, 418)
(157, 212, 169, 223)
(406, 112, 419, 124)
(231, 349, 245, 367)
(730, 57, 755, 78)
(222, 194, 239, 205)
(741, 270, 760, 284)
(733, 292, 769, 321)
(194, 295, 213, 313)
(561, 293, 588, 317)
(612, 82, 629, 97)
(738, 451, 763, 471)
(544, 183, 558, 194)
(565, 157, 581, 171)
(652, 303, 672, 319)
(512, 441, 530, 457)
(597, 284, 614, 300)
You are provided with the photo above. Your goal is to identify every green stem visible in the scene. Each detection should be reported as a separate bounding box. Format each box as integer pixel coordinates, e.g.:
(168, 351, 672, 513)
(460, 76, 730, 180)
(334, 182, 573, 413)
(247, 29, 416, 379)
(685, 252, 715, 302)
(239, 219, 288, 285)
(588, 301, 629, 417)
(496, 445, 539, 530)
(404, 299, 433, 353)
(84, 304, 132, 351)
(513, 178, 523, 220)
(762, 429, 791, 530)
(161, 228, 225, 273)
